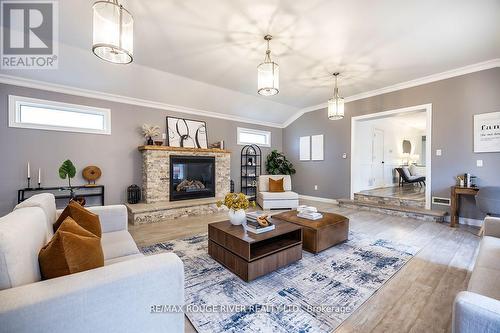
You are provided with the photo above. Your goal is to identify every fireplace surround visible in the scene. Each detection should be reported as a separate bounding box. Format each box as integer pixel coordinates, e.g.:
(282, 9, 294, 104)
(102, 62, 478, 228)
(170, 156, 215, 201)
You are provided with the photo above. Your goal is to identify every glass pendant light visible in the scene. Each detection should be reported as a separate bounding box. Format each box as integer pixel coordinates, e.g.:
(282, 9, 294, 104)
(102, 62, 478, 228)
(92, 0, 134, 64)
(257, 35, 279, 96)
(328, 73, 344, 120)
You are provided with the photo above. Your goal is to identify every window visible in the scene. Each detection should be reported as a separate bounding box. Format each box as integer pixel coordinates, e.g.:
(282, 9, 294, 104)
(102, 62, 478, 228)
(237, 127, 271, 147)
(8, 95, 111, 135)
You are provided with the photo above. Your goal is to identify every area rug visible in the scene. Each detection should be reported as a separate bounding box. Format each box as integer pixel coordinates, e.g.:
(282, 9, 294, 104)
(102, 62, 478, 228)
(141, 232, 419, 333)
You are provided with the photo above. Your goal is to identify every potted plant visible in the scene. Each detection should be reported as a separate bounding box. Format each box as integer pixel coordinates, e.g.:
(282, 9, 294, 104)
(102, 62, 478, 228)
(141, 124, 161, 145)
(59, 159, 76, 198)
(265, 150, 296, 175)
(216, 193, 255, 226)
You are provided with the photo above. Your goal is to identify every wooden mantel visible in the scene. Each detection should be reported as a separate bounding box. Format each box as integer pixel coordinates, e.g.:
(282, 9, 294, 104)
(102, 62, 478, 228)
(138, 145, 230, 154)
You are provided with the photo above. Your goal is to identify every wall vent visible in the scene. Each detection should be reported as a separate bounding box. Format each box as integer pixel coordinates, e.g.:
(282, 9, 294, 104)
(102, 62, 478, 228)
(432, 197, 451, 206)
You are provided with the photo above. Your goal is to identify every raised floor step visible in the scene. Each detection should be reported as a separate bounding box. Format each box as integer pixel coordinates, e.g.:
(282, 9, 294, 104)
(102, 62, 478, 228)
(353, 192, 425, 209)
(337, 198, 447, 222)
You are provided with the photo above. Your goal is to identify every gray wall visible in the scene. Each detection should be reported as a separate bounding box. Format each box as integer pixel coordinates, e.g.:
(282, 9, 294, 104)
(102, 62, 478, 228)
(284, 67, 500, 219)
(0, 84, 282, 216)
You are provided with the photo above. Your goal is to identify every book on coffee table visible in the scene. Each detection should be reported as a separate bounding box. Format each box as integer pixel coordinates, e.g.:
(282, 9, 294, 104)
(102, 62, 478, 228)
(245, 219, 275, 234)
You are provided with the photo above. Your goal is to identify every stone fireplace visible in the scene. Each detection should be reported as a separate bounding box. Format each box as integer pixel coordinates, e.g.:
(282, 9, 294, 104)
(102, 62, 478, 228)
(126, 146, 230, 225)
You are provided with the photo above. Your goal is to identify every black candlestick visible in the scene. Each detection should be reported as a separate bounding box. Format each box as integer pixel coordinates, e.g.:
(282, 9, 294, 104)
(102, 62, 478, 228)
(37, 182, 41, 189)
(26, 177, 32, 190)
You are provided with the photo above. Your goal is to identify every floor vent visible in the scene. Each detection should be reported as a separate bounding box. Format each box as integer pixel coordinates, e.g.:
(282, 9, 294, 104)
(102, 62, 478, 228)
(432, 197, 451, 206)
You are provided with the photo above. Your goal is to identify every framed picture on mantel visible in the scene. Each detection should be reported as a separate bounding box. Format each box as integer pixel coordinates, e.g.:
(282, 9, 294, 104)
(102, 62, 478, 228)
(166, 116, 208, 149)
(474, 111, 500, 153)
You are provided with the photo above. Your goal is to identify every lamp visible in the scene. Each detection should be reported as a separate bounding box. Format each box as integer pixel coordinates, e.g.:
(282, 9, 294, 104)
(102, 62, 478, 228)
(328, 73, 344, 120)
(257, 35, 279, 96)
(92, 0, 134, 64)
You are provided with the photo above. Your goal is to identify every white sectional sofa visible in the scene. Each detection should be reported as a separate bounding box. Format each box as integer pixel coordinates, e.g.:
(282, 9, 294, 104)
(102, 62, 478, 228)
(453, 216, 500, 333)
(257, 175, 299, 210)
(0, 194, 184, 333)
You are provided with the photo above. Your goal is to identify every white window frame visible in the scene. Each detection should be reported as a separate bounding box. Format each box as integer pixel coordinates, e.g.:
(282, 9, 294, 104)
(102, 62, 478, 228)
(237, 127, 271, 147)
(8, 95, 111, 135)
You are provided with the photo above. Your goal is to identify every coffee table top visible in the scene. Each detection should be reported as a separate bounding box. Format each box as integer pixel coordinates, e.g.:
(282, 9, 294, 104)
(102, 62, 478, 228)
(208, 219, 302, 244)
(272, 210, 349, 229)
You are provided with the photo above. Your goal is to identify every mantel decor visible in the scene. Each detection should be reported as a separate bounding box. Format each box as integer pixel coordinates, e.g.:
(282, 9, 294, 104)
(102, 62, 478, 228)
(166, 116, 208, 149)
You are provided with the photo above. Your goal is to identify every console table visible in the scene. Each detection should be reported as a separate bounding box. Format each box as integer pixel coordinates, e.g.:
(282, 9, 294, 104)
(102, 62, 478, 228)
(450, 186, 479, 227)
(18, 185, 105, 208)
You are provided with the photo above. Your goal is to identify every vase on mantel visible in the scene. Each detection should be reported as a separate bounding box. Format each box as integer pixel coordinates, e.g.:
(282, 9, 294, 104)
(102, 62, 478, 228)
(146, 137, 154, 145)
(228, 209, 246, 226)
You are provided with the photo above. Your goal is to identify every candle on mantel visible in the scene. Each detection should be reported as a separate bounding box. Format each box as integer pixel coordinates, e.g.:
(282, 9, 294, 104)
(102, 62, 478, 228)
(38, 168, 41, 185)
(27, 162, 30, 179)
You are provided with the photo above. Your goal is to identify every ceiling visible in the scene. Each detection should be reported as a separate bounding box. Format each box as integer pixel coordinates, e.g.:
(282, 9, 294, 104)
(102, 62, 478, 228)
(7, 0, 500, 125)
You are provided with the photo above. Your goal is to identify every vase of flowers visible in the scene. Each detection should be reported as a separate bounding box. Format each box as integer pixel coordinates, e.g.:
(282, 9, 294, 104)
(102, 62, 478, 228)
(217, 193, 254, 226)
(141, 124, 161, 146)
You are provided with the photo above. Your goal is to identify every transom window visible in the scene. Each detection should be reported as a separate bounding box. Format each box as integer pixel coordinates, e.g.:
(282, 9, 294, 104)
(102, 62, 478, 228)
(8, 95, 111, 135)
(237, 127, 271, 147)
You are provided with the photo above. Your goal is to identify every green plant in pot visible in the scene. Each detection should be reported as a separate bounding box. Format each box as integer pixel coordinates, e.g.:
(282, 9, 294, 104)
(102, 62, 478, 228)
(59, 159, 76, 197)
(265, 150, 296, 175)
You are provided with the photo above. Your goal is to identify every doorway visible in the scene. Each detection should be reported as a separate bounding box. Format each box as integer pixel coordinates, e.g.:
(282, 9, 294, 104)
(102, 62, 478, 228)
(351, 104, 432, 209)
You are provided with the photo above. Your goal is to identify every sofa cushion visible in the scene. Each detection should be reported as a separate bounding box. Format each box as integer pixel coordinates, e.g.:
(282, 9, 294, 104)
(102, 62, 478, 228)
(0, 207, 47, 290)
(472, 236, 500, 271)
(38, 217, 104, 280)
(269, 178, 285, 192)
(54, 201, 102, 238)
(105, 253, 144, 266)
(14, 193, 56, 240)
(468, 266, 500, 300)
(258, 175, 292, 192)
(101, 231, 140, 260)
(258, 191, 299, 200)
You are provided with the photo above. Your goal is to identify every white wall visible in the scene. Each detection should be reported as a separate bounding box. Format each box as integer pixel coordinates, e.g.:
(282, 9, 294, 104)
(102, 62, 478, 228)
(352, 115, 426, 192)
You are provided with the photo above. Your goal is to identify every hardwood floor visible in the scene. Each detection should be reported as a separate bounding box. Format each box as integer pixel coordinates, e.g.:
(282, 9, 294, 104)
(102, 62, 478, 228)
(129, 200, 480, 333)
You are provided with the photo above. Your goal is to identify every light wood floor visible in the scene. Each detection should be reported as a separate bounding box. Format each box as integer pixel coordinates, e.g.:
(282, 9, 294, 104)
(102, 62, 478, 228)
(129, 200, 480, 333)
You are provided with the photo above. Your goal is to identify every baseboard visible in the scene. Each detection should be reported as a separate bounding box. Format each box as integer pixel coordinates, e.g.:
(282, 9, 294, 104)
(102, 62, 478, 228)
(298, 194, 338, 204)
(444, 216, 483, 227)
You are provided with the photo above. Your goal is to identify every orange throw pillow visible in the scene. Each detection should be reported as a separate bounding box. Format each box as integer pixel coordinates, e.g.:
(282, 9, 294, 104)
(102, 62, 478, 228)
(39, 217, 104, 280)
(53, 200, 102, 237)
(269, 178, 285, 192)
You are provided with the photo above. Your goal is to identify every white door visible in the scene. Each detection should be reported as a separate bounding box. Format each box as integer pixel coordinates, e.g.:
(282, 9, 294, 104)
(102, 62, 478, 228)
(372, 128, 385, 188)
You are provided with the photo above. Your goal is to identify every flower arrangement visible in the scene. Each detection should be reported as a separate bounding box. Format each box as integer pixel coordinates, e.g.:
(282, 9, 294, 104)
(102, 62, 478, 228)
(216, 193, 255, 211)
(141, 124, 161, 145)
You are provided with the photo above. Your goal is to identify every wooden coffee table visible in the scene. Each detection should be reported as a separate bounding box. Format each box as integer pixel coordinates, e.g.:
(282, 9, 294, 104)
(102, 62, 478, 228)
(273, 210, 349, 253)
(208, 219, 303, 282)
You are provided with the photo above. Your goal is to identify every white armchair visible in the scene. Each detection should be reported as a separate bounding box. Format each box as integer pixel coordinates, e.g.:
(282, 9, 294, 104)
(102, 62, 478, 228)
(0, 194, 184, 333)
(257, 175, 299, 210)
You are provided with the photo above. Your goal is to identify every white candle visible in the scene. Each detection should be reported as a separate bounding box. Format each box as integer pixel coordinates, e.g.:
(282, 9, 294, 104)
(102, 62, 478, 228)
(27, 162, 30, 178)
(38, 168, 41, 184)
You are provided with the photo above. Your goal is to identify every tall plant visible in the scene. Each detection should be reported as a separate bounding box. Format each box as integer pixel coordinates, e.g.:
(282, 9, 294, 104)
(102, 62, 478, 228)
(265, 150, 296, 175)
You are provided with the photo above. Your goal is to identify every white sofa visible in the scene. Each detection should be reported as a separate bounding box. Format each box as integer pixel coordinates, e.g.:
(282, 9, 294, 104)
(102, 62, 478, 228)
(257, 175, 299, 210)
(453, 216, 500, 333)
(0, 194, 184, 333)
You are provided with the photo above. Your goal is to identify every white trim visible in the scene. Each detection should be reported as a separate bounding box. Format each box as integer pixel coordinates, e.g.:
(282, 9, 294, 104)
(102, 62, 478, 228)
(8, 95, 111, 135)
(0, 74, 284, 129)
(284, 58, 500, 127)
(444, 216, 483, 227)
(298, 194, 338, 204)
(350, 104, 432, 209)
(236, 127, 271, 147)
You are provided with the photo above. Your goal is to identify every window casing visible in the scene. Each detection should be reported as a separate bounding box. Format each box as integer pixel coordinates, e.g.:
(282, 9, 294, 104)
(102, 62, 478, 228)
(8, 95, 111, 135)
(237, 127, 271, 147)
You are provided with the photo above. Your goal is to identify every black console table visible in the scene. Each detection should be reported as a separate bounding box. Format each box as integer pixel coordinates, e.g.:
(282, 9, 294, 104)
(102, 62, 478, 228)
(18, 185, 105, 208)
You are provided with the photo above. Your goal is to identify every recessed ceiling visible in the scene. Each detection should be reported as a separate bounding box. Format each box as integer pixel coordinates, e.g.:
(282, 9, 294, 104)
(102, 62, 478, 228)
(5, 0, 499, 126)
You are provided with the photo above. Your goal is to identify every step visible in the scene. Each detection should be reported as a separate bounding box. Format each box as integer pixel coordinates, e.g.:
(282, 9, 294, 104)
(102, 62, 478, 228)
(353, 193, 425, 209)
(337, 199, 447, 222)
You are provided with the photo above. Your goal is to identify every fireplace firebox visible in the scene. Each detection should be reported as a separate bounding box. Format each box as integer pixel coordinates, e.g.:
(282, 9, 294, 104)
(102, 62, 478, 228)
(169, 156, 215, 201)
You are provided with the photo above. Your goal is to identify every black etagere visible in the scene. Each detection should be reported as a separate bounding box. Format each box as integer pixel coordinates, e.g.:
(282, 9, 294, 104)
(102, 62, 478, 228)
(240, 144, 261, 201)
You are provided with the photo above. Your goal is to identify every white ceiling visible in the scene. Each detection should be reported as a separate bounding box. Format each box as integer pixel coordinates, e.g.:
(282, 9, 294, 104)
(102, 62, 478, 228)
(3, 0, 500, 125)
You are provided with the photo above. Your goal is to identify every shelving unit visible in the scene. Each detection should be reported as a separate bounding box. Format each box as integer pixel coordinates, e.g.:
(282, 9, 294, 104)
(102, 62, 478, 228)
(18, 185, 105, 209)
(240, 144, 261, 201)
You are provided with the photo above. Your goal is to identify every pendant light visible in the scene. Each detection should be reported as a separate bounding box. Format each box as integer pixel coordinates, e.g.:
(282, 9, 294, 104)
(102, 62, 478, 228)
(328, 73, 344, 120)
(92, 0, 134, 64)
(257, 35, 279, 96)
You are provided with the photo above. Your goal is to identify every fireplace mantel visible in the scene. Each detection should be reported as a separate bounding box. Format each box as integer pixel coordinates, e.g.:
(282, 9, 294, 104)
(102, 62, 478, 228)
(138, 145, 230, 154)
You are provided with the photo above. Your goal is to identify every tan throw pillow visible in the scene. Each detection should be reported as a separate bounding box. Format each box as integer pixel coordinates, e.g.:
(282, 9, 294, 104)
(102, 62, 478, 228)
(269, 178, 285, 192)
(39, 217, 104, 280)
(53, 200, 102, 237)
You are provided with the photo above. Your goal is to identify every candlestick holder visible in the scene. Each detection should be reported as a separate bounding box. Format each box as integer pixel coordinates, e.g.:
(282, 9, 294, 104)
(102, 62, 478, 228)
(37, 182, 41, 189)
(26, 177, 32, 190)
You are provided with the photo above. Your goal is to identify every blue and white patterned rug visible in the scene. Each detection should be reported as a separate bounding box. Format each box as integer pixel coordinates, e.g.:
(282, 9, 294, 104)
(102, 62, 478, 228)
(141, 232, 419, 333)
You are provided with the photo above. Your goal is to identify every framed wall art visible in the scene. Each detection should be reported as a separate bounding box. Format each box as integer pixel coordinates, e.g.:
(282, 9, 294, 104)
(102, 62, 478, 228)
(166, 116, 208, 149)
(474, 111, 500, 153)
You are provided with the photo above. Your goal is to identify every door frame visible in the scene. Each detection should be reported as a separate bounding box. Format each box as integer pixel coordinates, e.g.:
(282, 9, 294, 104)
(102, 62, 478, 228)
(350, 103, 433, 209)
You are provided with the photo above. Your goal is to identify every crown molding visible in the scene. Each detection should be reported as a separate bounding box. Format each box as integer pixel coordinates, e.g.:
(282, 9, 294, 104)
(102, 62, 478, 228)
(283, 58, 500, 128)
(0, 74, 285, 129)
